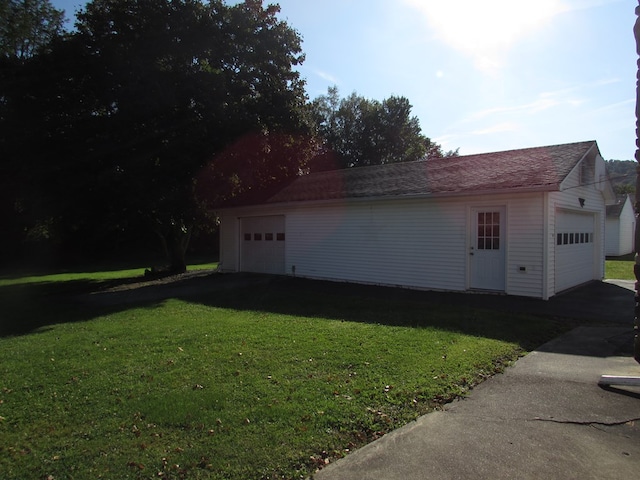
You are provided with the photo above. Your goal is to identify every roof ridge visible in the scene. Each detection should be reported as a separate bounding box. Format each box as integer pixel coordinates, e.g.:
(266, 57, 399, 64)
(261, 140, 599, 205)
(450, 139, 596, 159)
(306, 140, 597, 176)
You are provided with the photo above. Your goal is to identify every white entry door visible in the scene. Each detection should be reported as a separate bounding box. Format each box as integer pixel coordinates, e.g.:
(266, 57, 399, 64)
(470, 207, 506, 291)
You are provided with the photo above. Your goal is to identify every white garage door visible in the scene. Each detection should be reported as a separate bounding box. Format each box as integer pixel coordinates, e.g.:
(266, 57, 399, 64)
(555, 210, 595, 292)
(240, 216, 285, 274)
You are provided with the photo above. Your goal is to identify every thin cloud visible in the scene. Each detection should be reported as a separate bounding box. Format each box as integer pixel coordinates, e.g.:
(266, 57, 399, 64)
(589, 98, 635, 114)
(432, 134, 463, 153)
(537, 78, 621, 99)
(471, 122, 519, 135)
(312, 68, 340, 85)
(465, 98, 561, 122)
(463, 79, 617, 123)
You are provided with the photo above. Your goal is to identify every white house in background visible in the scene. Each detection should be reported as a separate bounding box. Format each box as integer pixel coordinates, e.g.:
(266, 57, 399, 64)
(605, 194, 635, 257)
(217, 140, 616, 299)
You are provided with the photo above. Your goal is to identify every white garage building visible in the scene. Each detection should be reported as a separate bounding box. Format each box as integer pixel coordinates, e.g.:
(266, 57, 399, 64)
(218, 141, 615, 299)
(605, 194, 635, 257)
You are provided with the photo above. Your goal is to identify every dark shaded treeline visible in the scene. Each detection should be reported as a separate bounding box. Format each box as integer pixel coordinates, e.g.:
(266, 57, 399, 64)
(0, 0, 451, 272)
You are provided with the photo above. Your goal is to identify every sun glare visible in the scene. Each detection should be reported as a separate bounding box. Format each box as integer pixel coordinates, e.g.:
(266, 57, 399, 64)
(404, 0, 567, 72)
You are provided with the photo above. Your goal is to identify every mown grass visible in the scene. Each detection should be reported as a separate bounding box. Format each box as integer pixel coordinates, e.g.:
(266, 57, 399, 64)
(605, 254, 635, 280)
(0, 268, 573, 479)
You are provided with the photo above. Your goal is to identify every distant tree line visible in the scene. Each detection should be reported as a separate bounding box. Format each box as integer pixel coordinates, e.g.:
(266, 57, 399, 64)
(308, 86, 458, 171)
(0, 0, 453, 272)
(606, 160, 637, 195)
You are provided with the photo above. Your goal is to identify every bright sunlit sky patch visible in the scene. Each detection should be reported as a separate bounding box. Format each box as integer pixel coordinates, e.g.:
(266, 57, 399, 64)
(52, 0, 637, 160)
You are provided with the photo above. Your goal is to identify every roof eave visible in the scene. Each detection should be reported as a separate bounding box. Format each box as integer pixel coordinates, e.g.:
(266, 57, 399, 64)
(216, 184, 558, 212)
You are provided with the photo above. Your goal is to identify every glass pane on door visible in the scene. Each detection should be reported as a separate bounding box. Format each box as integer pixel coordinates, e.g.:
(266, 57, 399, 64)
(477, 211, 500, 250)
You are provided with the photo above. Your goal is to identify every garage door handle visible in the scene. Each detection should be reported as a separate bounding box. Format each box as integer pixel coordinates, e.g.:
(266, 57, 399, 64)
(469, 252, 474, 256)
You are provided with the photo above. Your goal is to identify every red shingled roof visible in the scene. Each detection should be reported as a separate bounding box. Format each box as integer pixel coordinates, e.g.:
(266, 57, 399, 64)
(266, 140, 598, 204)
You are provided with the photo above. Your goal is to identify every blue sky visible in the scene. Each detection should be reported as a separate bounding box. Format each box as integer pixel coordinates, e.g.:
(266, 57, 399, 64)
(52, 0, 637, 160)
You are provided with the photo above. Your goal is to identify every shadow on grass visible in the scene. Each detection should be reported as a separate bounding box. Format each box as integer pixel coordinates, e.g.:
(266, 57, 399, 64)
(606, 253, 635, 261)
(1, 272, 634, 353)
(0, 274, 153, 336)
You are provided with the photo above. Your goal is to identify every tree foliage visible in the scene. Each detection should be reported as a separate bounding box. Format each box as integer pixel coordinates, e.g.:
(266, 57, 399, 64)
(605, 159, 636, 194)
(309, 86, 456, 171)
(0, 0, 65, 60)
(1, 0, 314, 270)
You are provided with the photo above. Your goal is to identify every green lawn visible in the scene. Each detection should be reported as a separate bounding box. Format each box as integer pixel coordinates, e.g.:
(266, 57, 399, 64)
(605, 254, 635, 280)
(0, 267, 573, 479)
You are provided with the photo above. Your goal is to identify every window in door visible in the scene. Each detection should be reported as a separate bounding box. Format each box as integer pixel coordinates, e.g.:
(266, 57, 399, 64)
(477, 212, 500, 250)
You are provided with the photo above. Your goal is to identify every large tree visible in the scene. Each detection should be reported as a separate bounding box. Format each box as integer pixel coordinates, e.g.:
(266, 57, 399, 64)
(0, 0, 68, 265)
(309, 86, 456, 171)
(2, 0, 314, 271)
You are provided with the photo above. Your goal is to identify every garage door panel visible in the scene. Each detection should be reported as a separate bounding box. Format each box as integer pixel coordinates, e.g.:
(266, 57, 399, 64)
(240, 216, 285, 274)
(555, 210, 595, 292)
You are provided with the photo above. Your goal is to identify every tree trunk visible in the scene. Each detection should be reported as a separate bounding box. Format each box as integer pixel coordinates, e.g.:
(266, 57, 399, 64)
(153, 224, 192, 274)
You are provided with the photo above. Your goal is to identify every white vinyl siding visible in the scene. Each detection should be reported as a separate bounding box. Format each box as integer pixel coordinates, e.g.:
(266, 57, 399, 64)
(219, 212, 239, 272)
(606, 217, 621, 257)
(504, 194, 545, 298)
(286, 199, 468, 291)
(219, 193, 547, 298)
(617, 201, 635, 255)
